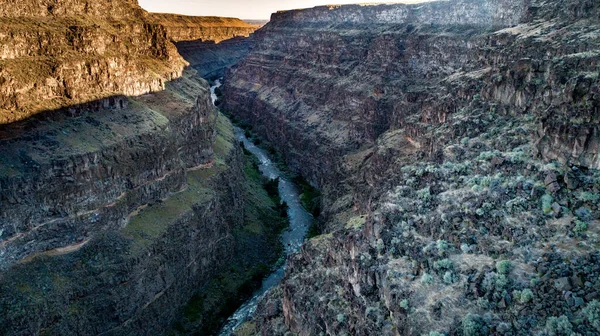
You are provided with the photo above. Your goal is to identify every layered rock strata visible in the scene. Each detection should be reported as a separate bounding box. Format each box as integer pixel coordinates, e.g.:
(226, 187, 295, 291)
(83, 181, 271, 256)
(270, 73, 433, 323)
(0, 0, 186, 124)
(148, 14, 259, 43)
(224, 0, 600, 335)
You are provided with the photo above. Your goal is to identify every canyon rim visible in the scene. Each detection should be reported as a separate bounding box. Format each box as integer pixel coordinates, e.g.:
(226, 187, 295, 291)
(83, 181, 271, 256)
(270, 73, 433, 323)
(1, 0, 600, 336)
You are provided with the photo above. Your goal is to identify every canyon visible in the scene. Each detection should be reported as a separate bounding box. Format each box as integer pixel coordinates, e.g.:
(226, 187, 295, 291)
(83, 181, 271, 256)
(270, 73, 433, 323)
(1, 0, 600, 335)
(0, 0, 271, 335)
(224, 0, 600, 335)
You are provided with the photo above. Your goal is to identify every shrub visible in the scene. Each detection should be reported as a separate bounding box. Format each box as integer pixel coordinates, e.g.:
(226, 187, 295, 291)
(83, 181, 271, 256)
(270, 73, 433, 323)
(443, 271, 455, 284)
(376, 239, 385, 253)
(476, 297, 489, 309)
(495, 274, 509, 290)
(544, 315, 575, 336)
(520, 288, 534, 303)
(582, 300, 600, 331)
(417, 187, 432, 201)
(462, 314, 489, 336)
(573, 220, 588, 234)
(437, 240, 449, 252)
(576, 192, 600, 203)
(434, 259, 454, 271)
(542, 194, 554, 214)
(336, 314, 345, 323)
(575, 207, 593, 221)
(400, 299, 409, 310)
(506, 197, 527, 212)
(422, 273, 434, 285)
(496, 260, 512, 274)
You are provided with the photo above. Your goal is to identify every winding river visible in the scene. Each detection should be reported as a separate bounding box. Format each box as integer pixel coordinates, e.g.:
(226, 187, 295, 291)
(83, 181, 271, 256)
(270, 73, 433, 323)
(210, 80, 313, 335)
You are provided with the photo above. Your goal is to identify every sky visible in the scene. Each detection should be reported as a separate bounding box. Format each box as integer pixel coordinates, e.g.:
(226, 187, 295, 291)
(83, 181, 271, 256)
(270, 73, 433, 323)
(139, 0, 430, 20)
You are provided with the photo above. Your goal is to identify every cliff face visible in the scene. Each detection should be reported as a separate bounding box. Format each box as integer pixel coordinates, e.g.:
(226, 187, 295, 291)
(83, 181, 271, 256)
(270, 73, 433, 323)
(224, 0, 600, 335)
(0, 1, 282, 334)
(148, 14, 260, 79)
(0, 0, 186, 124)
(175, 36, 254, 79)
(148, 14, 258, 43)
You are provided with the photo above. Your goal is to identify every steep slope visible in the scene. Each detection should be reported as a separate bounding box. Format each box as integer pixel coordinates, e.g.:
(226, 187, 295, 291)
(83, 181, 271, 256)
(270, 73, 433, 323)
(0, 1, 283, 334)
(175, 36, 254, 79)
(224, 0, 600, 335)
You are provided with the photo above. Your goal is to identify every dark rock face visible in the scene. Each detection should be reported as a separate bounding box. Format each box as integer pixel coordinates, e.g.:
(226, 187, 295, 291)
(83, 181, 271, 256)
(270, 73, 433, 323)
(0, 70, 225, 334)
(0, 1, 282, 335)
(224, 0, 600, 335)
(0, 70, 215, 271)
(176, 36, 254, 79)
(148, 14, 259, 43)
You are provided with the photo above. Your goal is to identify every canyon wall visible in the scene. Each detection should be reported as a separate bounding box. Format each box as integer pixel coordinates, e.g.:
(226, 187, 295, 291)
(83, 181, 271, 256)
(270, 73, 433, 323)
(148, 14, 258, 43)
(148, 14, 260, 80)
(175, 37, 254, 79)
(224, 0, 600, 335)
(0, 0, 187, 124)
(0, 0, 281, 334)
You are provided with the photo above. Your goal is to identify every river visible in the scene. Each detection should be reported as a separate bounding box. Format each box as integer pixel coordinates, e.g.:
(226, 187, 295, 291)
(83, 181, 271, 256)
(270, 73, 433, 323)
(210, 79, 313, 335)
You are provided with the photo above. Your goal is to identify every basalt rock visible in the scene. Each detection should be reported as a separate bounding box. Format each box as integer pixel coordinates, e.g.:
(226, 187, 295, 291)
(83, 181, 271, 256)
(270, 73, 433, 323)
(0, 0, 186, 124)
(148, 14, 259, 43)
(224, 0, 600, 335)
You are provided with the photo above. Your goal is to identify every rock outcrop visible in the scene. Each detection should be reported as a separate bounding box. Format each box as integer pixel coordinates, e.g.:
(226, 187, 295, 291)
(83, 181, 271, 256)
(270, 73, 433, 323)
(224, 0, 600, 335)
(0, 0, 186, 124)
(148, 14, 259, 43)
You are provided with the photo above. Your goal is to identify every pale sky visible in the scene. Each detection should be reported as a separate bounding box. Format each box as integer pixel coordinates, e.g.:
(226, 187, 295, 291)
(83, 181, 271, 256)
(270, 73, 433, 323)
(139, 0, 430, 20)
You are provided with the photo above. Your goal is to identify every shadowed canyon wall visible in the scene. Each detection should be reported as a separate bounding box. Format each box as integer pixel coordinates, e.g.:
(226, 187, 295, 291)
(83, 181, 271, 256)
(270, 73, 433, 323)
(0, 1, 281, 335)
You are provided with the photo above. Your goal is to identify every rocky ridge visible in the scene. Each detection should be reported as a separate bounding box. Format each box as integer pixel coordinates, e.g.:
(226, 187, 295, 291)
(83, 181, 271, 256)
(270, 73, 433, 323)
(224, 0, 600, 335)
(0, 0, 186, 124)
(148, 14, 259, 43)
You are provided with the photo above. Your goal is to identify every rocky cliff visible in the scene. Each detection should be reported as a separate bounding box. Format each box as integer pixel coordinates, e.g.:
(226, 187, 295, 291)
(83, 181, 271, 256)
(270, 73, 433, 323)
(0, 0, 187, 124)
(175, 36, 254, 79)
(147, 14, 260, 82)
(148, 14, 258, 43)
(224, 0, 600, 335)
(0, 1, 283, 334)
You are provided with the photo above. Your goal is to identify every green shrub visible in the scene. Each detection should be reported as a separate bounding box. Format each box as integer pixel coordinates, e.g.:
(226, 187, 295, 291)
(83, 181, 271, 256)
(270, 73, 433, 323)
(505, 197, 527, 212)
(576, 191, 600, 202)
(434, 259, 454, 271)
(495, 274, 509, 290)
(520, 288, 534, 303)
(336, 314, 345, 323)
(542, 194, 554, 214)
(496, 260, 512, 274)
(582, 300, 600, 331)
(462, 314, 489, 336)
(437, 240, 449, 252)
(573, 220, 588, 234)
(376, 239, 385, 253)
(400, 299, 409, 310)
(422, 273, 434, 285)
(544, 315, 576, 336)
(443, 271, 455, 284)
(417, 187, 432, 201)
